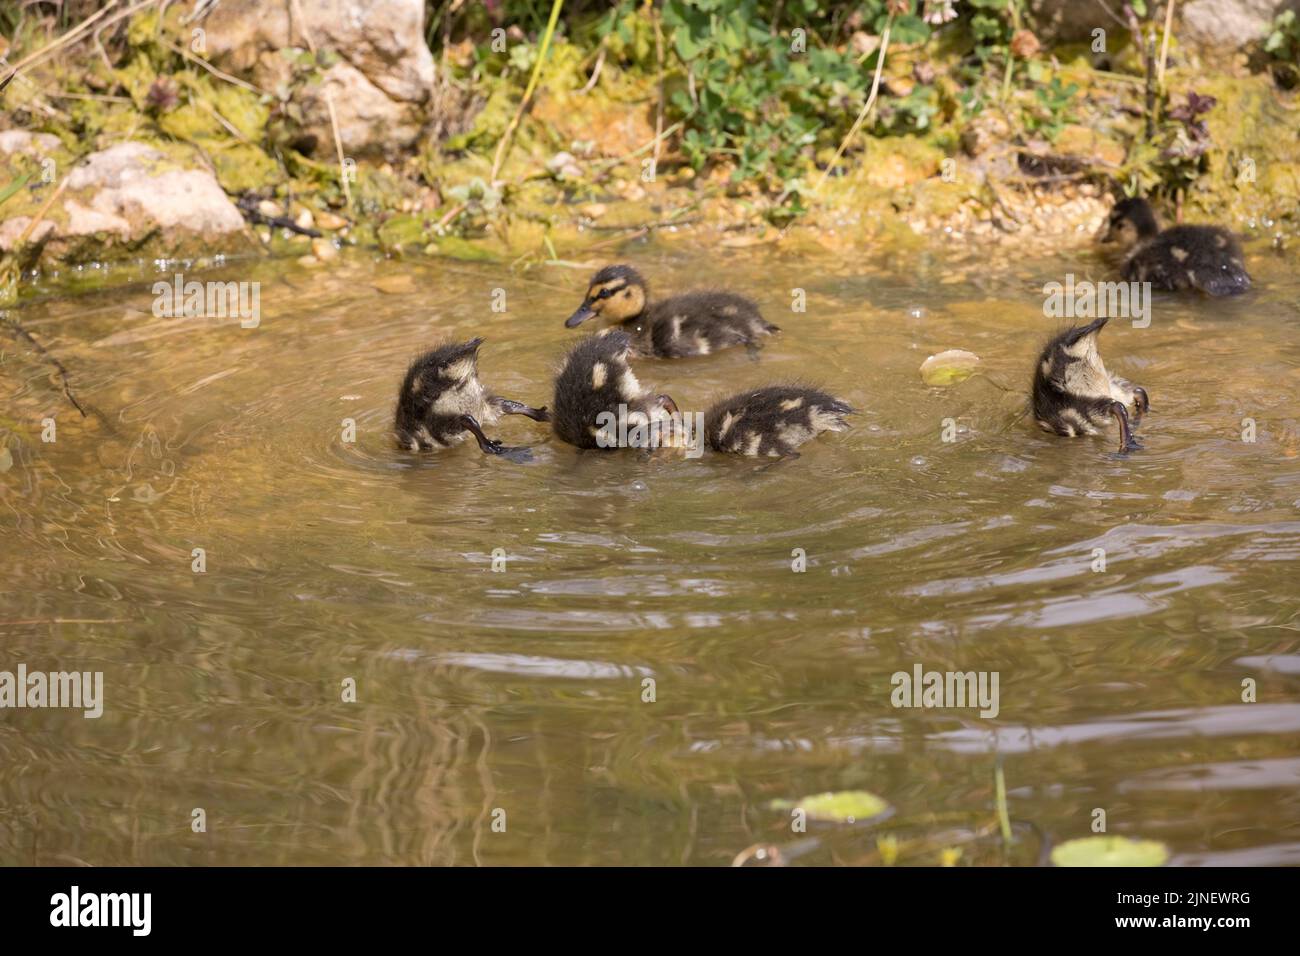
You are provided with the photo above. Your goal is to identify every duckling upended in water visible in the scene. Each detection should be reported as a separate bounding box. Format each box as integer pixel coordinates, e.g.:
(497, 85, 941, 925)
(704, 385, 853, 458)
(551, 329, 685, 450)
(394, 338, 549, 455)
(1031, 317, 1150, 454)
(1099, 196, 1251, 296)
(564, 264, 779, 358)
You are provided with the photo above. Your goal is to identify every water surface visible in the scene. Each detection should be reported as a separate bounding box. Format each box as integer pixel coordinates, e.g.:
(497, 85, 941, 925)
(1, 240, 1298, 865)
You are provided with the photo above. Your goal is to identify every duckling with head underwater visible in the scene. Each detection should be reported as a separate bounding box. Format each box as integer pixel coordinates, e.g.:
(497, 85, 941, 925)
(1099, 196, 1251, 296)
(704, 385, 853, 459)
(1031, 317, 1150, 455)
(550, 329, 684, 450)
(394, 338, 549, 457)
(564, 264, 779, 358)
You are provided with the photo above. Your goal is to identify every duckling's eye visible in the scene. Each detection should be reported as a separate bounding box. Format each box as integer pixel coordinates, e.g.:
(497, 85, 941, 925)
(596, 288, 614, 300)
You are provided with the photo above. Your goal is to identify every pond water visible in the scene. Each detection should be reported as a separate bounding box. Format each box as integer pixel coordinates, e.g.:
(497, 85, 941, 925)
(1, 238, 1298, 866)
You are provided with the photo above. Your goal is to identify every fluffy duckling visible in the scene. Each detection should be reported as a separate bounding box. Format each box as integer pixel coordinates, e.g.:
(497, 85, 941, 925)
(1099, 196, 1251, 296)
(704, 385, 852, 459)
(551, 329, 682, 450)
(394, 338, 549, 455)
(564, 264, 779, 358)
(1031, 317, 1150, 454)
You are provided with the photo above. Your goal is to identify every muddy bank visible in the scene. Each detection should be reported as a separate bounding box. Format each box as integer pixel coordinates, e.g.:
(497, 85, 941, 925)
(1, 1, 1298, 303)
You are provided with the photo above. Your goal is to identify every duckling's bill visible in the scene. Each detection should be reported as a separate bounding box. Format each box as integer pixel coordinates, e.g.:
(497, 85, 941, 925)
(565, 305, 597, 328)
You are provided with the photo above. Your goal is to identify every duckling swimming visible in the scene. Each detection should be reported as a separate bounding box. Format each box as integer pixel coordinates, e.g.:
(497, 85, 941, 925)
(551, 329, 682, 450)
(394, 338, 549, 456)
(564, 264, 779, 358)
(1099, 197, 1250, 296)
(704, 385, 852, 459)
(1031, 317, 1150, 454)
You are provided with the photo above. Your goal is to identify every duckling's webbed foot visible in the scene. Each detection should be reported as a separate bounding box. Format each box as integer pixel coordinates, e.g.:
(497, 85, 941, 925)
(496, 445, 535, 463)
(459, 414, 505, 454)
(493, 397, 551, 423)
(1108, 402, 1142, 455)
(459, 414, 535, 462)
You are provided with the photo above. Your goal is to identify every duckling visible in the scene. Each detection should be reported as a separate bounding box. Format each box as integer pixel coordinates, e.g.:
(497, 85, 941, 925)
(551, 329, 681, 450)
(1031, 317, 1150, 454)
(394, 338, 549, 456)
(704, 385, 852, 459)
(564, 264, 779, 358)
(1099, 196, 1251, 296)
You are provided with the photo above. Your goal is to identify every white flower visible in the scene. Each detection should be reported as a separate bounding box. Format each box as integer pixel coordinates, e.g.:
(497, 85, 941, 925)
(924, 0, 959, 26)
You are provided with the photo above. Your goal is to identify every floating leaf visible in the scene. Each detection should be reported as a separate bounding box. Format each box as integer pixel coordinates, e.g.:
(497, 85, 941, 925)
(920, 349, 981, 386)
(771, 790, 889, 823)
(1051, 836, 1169, 867)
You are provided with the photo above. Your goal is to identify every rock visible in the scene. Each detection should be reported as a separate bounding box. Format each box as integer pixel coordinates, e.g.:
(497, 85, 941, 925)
(292, 59, 428, 156)
(1182, 0, 1293, 49)
(1025, 1, 1116, 44)
(202, 0, 435, 157)
(1029, 0, 1293, 51)
(546, 151, 583, 181)
(311, 237, 338, 260)
(0, 130, 60, 159)
(316, 211, 349, 230)
(961, 113, 1010, 158)
(0, 142, 248, 262)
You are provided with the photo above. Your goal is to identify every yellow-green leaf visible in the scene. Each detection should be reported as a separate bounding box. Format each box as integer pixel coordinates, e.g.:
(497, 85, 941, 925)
(920, 349, 981, 386)
(771, 790, 890, 823)
(1051, 836, 1170, 867)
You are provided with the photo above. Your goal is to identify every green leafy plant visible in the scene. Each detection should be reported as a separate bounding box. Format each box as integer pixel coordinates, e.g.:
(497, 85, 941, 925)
(1265, 9, 1300, 58)
(660, 0, 932, 197)
(963, 0, 1022, 63)
(1024, 76, 1077, 141)
(1263, 10, 1300, 87)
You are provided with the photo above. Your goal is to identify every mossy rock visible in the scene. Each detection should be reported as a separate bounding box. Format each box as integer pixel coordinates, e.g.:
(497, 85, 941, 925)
(376, 213, 430, 254)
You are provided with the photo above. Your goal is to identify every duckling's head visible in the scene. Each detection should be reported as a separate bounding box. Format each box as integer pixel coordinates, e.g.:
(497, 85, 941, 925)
(1099, 197, 1160, 248)
(565, 264, 648, 328)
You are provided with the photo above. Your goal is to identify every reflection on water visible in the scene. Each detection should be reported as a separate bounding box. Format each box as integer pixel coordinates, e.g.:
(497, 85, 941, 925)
(1, 241, 1298, 866)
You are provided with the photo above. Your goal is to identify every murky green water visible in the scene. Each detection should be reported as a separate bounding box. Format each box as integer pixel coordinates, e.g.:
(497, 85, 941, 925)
(2, 241, 1298, 866)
